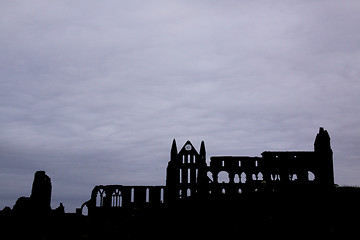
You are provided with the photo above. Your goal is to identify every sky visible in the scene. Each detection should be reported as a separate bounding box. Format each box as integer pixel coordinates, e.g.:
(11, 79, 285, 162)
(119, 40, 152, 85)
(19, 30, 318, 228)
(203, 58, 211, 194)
(1, 1, 360, 212)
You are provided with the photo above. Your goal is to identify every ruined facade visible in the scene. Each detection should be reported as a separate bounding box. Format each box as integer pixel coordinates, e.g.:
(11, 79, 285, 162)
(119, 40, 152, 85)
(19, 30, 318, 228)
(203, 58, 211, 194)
(82, 127, 334, 215)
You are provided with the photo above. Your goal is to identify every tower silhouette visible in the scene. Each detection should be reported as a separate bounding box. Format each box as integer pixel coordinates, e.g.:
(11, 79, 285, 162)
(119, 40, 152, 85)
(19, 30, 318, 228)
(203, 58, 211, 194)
(314, 127, 334, 186)
(166, 140, 208, 203)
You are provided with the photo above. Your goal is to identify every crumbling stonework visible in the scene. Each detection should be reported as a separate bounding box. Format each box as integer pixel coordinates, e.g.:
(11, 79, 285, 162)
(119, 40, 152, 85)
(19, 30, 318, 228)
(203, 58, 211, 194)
(82, 127, 335, 216)
(13, 171, 52, 215)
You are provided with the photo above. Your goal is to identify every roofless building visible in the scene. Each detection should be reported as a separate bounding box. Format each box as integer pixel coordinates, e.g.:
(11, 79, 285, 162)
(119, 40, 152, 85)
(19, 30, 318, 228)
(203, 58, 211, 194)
(81, 127, 334, 215)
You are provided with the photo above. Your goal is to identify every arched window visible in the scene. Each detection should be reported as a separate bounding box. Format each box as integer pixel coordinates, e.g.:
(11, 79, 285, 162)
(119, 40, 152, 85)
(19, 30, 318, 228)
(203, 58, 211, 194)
(308, 171, 315, 181)
(96, 189, 106, 207)
(111, 189, 122, 207)
(252, 173, 257, 180)
(179, 169, 182, 183)
(218, 171, 229, 183)
(234, 174, 240, 183)
(188, 168, 191, 183)
(160, 188, 164, 203)
(146, 188, 150, 203)
(196, 169, 199, 183)
(187, 188, 191, 197)
(131, 188, 135, 202)
(258, 172, 264, 180)
(81, 205, 88, 216)
(289, 174, 297, 181)
(240, 172, 246, 183)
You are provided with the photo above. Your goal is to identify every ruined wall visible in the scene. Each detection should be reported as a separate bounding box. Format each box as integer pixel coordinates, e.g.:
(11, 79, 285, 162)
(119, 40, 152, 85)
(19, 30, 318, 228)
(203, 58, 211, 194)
(82, 185, 165, 216)
(166, 127, 334, 201)
(13, 171, 52, 215)
(83, 127, 335, 215)
(208, 152, 317, 196)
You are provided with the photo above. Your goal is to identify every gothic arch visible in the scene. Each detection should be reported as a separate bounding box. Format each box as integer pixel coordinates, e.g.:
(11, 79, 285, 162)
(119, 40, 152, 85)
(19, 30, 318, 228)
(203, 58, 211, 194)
(218, 171, 230, 183)
(234, 174, 240, 183)
(308, 171, 315, 181)
(96, 188, 106, 207)
(240, 172, 246, 183)
(111, 189, 122, 207)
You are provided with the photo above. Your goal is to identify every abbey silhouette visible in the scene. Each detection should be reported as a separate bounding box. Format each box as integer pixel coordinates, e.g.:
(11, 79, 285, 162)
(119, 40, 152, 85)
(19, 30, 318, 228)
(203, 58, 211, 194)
(3, 127, 360, 239)
(81, 127, 334, 215)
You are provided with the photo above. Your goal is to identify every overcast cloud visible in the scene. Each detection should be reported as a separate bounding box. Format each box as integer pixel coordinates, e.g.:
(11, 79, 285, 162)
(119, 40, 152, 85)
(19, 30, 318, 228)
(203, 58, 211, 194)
(1, 1, 360, 212)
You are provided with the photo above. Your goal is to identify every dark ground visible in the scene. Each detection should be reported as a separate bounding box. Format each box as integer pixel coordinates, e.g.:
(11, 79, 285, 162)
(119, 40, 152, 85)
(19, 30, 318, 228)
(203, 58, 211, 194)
(1, 186, 359, 239)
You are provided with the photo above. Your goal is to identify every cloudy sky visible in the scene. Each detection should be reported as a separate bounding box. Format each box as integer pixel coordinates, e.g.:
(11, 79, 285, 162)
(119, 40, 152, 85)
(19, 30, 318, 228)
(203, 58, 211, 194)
(1, 1, 360, 212)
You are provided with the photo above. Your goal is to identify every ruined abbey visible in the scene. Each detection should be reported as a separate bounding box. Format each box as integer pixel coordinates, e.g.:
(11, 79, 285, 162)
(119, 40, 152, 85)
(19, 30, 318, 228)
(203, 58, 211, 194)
(4, 127, 360, 239)
(81, 127, 335, 216)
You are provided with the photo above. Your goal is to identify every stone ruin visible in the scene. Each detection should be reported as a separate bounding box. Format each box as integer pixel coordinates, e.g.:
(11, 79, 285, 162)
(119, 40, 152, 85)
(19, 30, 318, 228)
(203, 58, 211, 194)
(81, 127, 334, 216)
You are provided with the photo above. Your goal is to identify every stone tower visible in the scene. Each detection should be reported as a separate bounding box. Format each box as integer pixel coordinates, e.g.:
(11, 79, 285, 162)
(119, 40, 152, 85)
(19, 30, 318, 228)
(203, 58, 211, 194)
(30, 171, 52, 213)
(314, 127, 334, 186)
(166, 140, 208, 203)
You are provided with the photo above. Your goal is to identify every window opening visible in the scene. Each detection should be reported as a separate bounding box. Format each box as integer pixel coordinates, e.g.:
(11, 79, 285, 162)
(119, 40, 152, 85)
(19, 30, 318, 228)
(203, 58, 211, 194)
(96, 189, 106, 207)
(218, 171, 229, 183)
(131, 188, 134, 202)
(160, 188, 164, 203)
(188, 168, 191, 183)
(196, 169, 198, 183)
(241, 172, 246, 183)
(179, 169, 182, 184)
(234, 174, 240, 183)
(308, 171, 315, 181)
(146, 188, 149, 203)
(111, 189, 122, 207)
